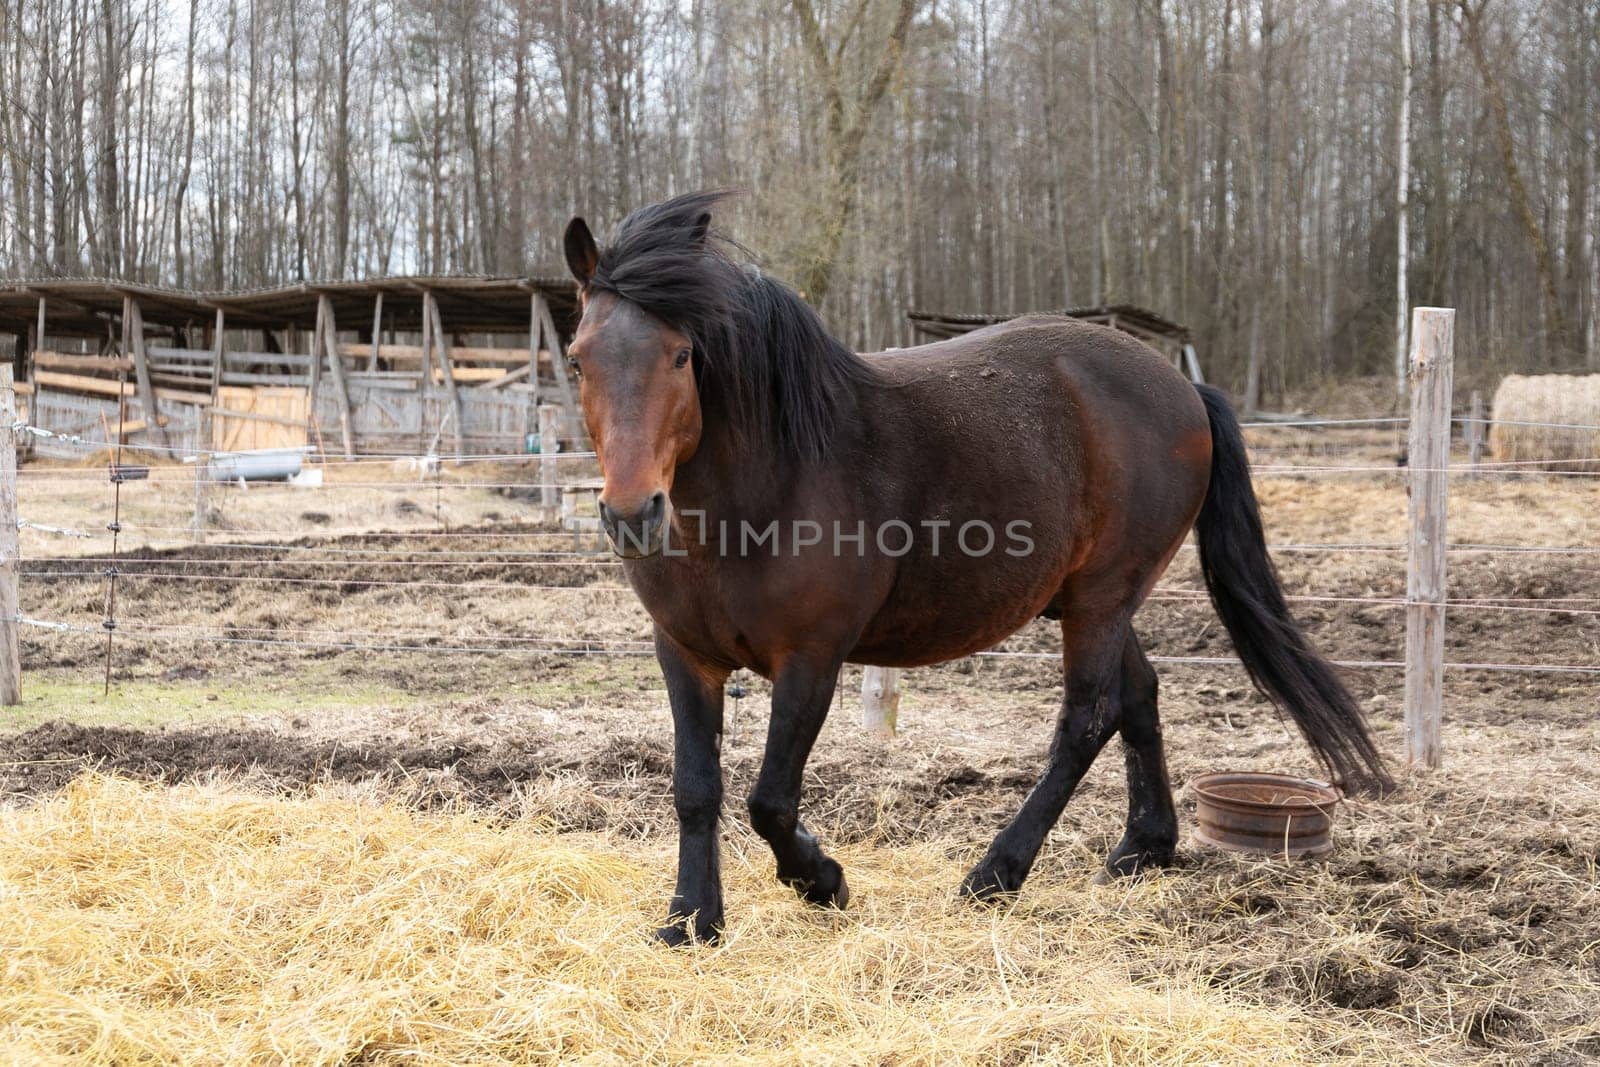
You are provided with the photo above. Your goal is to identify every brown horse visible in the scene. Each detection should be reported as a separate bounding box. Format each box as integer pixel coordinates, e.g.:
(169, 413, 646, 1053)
(561, 192, 1388, 946)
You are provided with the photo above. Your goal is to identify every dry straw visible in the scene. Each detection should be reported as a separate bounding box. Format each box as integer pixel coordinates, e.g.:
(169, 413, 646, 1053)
(1489, 374, 1600, 470)
(0, 775, 1420, 1066)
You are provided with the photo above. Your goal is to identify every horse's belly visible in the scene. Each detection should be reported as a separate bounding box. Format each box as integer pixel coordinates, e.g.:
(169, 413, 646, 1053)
(847, 550, 1067, 667)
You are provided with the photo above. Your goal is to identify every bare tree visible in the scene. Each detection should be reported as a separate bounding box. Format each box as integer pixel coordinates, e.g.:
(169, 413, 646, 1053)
(790, 0, 917, 304)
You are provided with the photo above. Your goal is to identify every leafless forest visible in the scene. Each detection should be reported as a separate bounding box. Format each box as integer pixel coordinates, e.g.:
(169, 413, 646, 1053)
(1, 0, 1596, 402)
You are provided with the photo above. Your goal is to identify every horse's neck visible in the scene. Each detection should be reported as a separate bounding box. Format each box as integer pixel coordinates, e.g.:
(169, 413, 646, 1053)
(672, 428, 792, 522)
(672, 408, 859, 524)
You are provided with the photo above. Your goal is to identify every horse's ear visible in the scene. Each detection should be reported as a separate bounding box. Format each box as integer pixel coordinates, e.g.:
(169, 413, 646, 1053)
(564, 217, 598, 284)
(690, 211, 712, 246)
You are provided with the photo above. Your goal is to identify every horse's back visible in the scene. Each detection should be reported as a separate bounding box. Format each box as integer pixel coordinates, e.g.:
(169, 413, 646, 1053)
(845, 314, 1212, 666)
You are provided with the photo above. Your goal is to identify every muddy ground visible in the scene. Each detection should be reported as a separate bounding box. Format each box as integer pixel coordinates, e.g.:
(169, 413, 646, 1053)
(4, 458, 1599, 1064)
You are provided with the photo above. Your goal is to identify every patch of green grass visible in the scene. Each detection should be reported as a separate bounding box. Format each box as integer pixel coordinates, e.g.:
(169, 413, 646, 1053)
(1, 673, 418, 733)
(4, 655, 670, 734)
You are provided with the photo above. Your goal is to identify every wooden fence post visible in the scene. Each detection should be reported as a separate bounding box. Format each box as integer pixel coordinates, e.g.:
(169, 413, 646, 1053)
(1, 365, 20, 705)
(1466, 389, 1485, 472)
(1404, 307, 1454, 770)
(861, 665, 901, 737)
(539, 404, 560, 511)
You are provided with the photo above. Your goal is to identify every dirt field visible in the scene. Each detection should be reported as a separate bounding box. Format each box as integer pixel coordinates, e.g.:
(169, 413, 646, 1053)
(4, 441, 1598, 1064)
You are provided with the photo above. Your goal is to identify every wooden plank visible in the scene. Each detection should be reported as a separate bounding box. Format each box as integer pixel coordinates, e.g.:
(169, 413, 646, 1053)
(337, 341, 553, 366)
(223, 351, 314, 369)
(219, 372, 320, 387)
(37, 370, 219, 406)
(441, 366, 520, 383)
(0, 365, 20, 704)
(35, 350, 134, 372)
(319, 294, 355, 459)
(479, 363, 532, 391)
(204, 407, 310, 428)
(1404, 307, 1455, 771)
(36, 370, 134, 397)
(145, 345, 216, 361)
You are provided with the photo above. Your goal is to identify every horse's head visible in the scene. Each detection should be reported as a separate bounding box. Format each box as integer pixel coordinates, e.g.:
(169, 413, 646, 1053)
(563, 215, 703, 558)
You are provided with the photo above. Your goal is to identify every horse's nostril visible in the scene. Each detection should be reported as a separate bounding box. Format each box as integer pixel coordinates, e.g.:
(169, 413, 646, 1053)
(643, 491, 667, 523)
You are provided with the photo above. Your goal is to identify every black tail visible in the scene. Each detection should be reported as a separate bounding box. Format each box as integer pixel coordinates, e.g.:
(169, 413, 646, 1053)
(1193, 385, 1392, 793)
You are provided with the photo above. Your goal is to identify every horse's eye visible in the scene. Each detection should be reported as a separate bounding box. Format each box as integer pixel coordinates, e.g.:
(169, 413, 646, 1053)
(674, 347, 691, 369)
(567, 355, 582, 379)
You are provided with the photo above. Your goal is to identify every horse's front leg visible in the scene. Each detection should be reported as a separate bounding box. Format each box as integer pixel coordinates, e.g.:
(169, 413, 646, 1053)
(654, 631, 729, 946)
(747, 655, 849, 909)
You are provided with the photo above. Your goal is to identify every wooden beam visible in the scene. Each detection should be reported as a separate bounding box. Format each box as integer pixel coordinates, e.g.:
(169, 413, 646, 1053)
(480, 363, 533, 391)
(20, 286, 94, 318)
(32, 296, 44, 383)
(210, 308, 225, 404)
(534, 292, 576, 412)
(336, 342, 550, 365)
(527, 291, 542, 409)
(35, 351, 134, 372)
(368, 292, 383, 371)
(124, 297, 169, 446)
(417, 294, 431, 452)
(318, 294, 356, 459)
(306, 298, 324, 443)
(33, 370, 210, 405)
(426, 290, 465, 456)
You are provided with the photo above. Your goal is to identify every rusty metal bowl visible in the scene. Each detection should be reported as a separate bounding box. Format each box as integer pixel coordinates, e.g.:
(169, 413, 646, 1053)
(1189, 772, 1342, 858)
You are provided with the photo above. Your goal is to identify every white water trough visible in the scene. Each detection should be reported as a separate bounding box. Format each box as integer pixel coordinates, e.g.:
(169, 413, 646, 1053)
(203, 447, 315, 482)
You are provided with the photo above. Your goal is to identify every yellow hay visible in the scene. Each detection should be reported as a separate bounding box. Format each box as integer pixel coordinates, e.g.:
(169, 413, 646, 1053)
(0, 776, 1418, 1066)
(1489, 374, 1600, 471)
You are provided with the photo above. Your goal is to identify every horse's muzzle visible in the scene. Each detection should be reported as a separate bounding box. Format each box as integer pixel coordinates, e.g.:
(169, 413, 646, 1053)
(598, 491, 668, 558)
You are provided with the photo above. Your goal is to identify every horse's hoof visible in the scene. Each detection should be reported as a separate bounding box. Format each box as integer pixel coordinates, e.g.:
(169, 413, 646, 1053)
(1097, 839, 1177, 884)
(790, 859, 850, 910)
(653, 911, 723, 947)
(959, 861, 1022, 905)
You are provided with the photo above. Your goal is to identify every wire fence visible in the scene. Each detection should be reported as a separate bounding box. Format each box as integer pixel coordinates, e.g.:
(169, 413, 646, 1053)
(9, 409, 1600, 690)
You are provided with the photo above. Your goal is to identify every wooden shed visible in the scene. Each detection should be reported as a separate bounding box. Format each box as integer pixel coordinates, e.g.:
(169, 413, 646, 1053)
(906, 304, 1205, 383)
(0, 276, 583, 458)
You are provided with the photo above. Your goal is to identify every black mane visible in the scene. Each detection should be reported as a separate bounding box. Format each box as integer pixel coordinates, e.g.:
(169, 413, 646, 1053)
(586, 191, 876, 463)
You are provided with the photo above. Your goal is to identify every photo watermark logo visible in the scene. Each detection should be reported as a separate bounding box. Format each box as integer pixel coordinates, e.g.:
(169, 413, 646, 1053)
(598, 513, 1036, 559)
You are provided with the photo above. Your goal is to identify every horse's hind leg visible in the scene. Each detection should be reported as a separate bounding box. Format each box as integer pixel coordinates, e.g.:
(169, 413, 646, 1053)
(1104, 632, 1179, 877)
(746, 655, 849, 909)
(960, 619, 1129, 901)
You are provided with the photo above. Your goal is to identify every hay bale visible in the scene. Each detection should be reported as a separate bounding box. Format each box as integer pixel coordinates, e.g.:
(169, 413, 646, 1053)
(1489, 374, 1600, 471)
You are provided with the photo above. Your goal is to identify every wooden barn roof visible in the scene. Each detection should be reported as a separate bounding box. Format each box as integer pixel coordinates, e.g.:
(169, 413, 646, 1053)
(0, 275, 580, 337)
(906, 304, 1192, 347)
